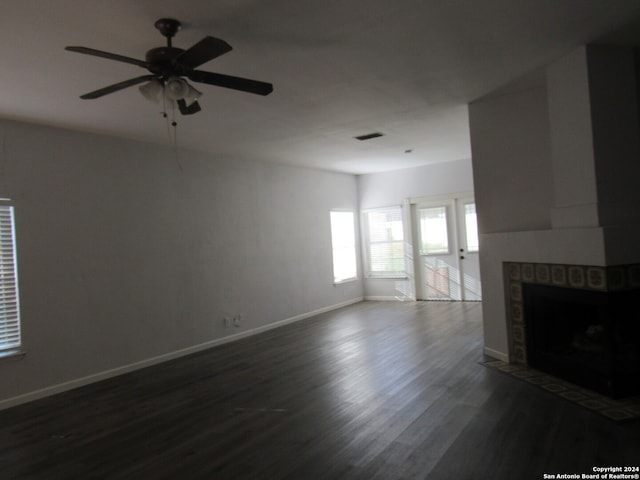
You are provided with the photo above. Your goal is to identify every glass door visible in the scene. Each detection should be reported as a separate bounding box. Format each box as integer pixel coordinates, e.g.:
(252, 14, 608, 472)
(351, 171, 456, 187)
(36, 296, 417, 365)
(456, 199, 482, 301)
(415, 201, 461, 300)
(412, 196, 482, 301)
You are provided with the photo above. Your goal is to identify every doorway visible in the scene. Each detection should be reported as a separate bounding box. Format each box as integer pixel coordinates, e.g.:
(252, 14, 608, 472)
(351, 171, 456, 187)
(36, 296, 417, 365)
(409, 194, 481, 301)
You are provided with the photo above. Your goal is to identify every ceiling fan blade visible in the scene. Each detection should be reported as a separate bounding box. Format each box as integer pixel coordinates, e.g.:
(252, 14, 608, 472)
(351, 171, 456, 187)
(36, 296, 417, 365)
(65, 46, 149, 69)
(188, 70, 273, 96)
(175, 36, 232, 69)
(177, 99, 202, 115)
(79, 75, 156, 99)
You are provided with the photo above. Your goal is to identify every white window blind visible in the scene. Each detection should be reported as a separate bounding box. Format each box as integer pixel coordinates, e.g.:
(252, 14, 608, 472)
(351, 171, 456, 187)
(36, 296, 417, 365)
(330, 210, 357, 283)
(0, 203, 21, 354)
(363, 206, 405, 277)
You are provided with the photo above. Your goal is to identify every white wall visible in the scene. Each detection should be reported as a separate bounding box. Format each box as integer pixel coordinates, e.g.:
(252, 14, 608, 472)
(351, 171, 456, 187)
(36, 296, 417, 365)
(469, 75, 553, 234)
(469, 70, 556, 359)
(0, 119, 363, 407)
(358, 159, 474, 209)
(357, 159, 474, 299)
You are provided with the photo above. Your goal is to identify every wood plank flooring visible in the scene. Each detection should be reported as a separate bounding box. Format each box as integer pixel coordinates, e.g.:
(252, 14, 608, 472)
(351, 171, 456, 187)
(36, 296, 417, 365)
(0, 301, 638, 479)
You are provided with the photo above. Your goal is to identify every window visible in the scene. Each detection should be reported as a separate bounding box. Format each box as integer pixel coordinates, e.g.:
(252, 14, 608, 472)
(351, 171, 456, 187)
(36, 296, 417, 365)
(463, 202, 479, 252)
(0, 202, 21, 356)
(330, 210, 357, 283)
(418, 206, 449, 255)
(363, 206, 405, 277)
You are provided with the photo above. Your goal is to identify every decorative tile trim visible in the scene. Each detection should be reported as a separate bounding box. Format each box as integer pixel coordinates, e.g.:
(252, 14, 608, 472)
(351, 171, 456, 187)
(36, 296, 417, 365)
(551, 265, 566, 286)
(504, 262, 640, 366)
(568, 266, 585, 288)
(535, 264, 550, 284)
(587, 267, 607, 290)
(521, 263, 535, 282)
(508, 263, 521, 281)
(481, 360, 640, 423)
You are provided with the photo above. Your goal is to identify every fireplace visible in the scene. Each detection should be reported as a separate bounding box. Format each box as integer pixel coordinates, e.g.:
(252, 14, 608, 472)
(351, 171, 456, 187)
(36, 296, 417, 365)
(505, 262, 640, 398)
(523, 283, 639, 397)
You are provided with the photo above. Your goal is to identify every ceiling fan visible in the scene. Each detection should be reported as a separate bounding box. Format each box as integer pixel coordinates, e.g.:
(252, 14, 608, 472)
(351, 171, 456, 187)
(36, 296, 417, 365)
(65, 18, 273, 115)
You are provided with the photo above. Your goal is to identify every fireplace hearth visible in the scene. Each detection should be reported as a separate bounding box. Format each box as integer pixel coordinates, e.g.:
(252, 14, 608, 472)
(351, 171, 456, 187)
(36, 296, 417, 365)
(505, 262, 640, 398)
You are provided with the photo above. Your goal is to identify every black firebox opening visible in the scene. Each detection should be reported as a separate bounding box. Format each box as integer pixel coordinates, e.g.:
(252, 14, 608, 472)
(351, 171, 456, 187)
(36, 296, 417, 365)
(523, 283, 640, 398)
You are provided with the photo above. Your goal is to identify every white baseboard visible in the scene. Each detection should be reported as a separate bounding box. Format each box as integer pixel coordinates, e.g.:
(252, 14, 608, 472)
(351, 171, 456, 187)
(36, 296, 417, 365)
(483, 346, 509, 362)
(0, 297, 364, 411)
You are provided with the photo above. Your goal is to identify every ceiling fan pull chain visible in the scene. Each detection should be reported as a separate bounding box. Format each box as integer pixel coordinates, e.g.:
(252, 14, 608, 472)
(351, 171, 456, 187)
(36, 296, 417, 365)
(167, 108, 182, 171)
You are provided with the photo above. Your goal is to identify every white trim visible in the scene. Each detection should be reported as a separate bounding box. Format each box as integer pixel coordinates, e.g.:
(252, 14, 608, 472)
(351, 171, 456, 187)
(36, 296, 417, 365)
(0, 297, 364, 411)
(365, 275, 408, 280)
(407, 191, 475, 206)
(483, 346, 509, 362)
(333, 277, 359, 285)
(0, 349, 26, 363)
(364, 296, 410, 301)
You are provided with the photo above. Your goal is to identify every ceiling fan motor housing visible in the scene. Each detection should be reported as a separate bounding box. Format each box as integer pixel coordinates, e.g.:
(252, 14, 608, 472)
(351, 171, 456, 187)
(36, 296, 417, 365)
(154, 18, 181, 39)
(145, 47, 186, 76)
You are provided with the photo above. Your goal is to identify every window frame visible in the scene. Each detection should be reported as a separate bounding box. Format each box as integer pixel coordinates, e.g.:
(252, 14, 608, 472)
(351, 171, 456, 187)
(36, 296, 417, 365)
(0, 200, 22, 359)
(362, 205, 406, 278)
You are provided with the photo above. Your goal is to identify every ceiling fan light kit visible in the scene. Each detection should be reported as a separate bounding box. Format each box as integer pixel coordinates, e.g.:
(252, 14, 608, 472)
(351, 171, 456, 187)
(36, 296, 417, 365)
(65, 18, 273, 116)
(139, 76, 202, 110)
(164, 77, 190, 101)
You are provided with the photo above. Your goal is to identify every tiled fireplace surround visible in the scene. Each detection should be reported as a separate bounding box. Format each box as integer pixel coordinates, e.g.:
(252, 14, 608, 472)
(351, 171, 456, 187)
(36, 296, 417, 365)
(504, 262, 640, 365)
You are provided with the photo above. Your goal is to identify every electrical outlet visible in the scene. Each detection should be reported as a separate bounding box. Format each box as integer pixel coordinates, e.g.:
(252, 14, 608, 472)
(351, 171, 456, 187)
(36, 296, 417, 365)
(233, 315, 241, 327)
(224, 316, 232, 328)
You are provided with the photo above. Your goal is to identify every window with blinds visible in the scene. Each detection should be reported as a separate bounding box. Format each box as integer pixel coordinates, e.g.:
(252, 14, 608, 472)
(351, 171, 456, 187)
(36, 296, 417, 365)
(0, 203, 21, 355)
(363, 206, 405, 277)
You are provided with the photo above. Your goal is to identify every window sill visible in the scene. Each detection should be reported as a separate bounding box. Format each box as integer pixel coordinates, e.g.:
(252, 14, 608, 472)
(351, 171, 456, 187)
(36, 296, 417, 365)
(0, 348, 26, 363)
(333, 277, 358, 286)
(366, 275, 408, 280)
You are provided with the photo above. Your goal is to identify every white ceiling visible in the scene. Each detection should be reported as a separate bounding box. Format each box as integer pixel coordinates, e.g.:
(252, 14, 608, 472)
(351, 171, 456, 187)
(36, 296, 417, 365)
(2, 1, 640, 174)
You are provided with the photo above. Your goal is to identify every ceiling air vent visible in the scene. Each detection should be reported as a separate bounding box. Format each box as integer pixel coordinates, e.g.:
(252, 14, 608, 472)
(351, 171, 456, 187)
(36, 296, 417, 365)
(354, 132, 384, 141)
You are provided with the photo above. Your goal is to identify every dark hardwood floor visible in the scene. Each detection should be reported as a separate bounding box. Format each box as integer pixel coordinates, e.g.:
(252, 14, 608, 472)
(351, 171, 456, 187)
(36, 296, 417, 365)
(1, 301, 638, 479)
